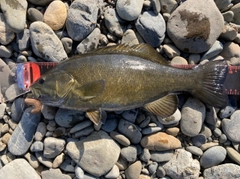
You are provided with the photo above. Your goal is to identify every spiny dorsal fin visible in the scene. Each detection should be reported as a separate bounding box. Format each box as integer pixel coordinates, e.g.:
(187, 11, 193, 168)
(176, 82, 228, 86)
(91, 43, 169, 66)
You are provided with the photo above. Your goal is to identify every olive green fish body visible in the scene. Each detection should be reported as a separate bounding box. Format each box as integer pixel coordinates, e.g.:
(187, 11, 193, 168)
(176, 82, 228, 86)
(30, 44, 228, 123)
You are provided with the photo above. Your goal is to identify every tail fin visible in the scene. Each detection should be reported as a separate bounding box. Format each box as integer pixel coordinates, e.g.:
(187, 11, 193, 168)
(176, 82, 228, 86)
(191, 60, 228, 108)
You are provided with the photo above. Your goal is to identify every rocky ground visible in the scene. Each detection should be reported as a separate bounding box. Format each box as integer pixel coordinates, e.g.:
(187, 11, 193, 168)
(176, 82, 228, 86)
(0, 0, 240, 178)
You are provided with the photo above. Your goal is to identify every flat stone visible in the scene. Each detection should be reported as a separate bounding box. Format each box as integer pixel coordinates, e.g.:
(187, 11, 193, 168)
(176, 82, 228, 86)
(203, 163, 240, 179)
(167, 0, 224, 53)
(180, 97, 206, 137)
(29, 21, 68, 62)
(118, 118, 142, 144)
(41, 168, 71, 179)
(191, 134, 207, 147)
(73, 126, 94, 138)
(116, 0, 144, 21)
(125, 161, 142, 179)
(66, 130, 120, 177)
(200, 146, 226, 168)
(0, 13, 15, 45)
(105, 165, 119, 178)
(101, 117, 118, 133)
(222, 110, 240, 142)
(8, 108, 41, 156)
(122, 109, 138, 123)
(150, 150, 174, 162)
(76, 28, 101, 54)
(186, 146, 203, 156)
(0, 0, 27, 33)
(226, 146, 240, 165)
(43, 137, 66, 158)
(163, 149, 200, 179)
(35, 122, 47, 141)
(0, 158, 40, 179)
(135, 11, 166, 47)
(66, 0, 103, 41)
(43, 1, 67, 30)
(142, 126, 163, 135)
(201, 40, 223, 60)
(141, 132, 181, 151)
(55, 108, 85, 128)
(165, 127, 179, 136)
(69, 120, 92, 134)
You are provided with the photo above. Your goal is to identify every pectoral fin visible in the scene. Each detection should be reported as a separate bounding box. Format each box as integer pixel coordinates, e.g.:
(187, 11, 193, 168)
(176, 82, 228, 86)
(144, 94, 178, 118)
(74, 80, 105, 101)
(86, 110, 102, 125)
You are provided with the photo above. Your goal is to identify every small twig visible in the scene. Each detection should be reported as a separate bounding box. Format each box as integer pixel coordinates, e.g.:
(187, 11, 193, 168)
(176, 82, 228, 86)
(25, 98, 42, 113)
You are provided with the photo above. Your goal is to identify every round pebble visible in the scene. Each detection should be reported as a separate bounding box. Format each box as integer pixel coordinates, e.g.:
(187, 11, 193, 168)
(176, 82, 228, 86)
(43, 137, 66, 158)
(120, 145, 137, 162)
(27, 8, 43, 22)
(191, 134, 207, 147)
(186, 146, 203, 156)
(125, 161, 142, 179)
(110, 131, 131, 146)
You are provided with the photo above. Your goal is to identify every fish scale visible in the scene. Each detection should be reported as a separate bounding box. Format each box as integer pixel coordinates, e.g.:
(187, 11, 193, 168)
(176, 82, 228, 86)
(17, 62, 240, 96)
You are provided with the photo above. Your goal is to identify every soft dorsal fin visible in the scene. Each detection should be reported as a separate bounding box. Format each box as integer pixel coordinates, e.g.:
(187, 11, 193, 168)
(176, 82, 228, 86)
(91, 43, 169, 66)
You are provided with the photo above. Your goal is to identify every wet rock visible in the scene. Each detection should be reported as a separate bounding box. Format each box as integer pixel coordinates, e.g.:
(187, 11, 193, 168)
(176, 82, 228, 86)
(135, 11, 166, 47)
(167, 0, 224, 53)
(8, 108, 41, 156)
(66, 0, 103, 41)
(0, 0, 27, 33)
(66, 130, 120, 177)
(163, 149, 200, 179)
(141, 132, 181, 151)
(29, 21, 67, 62)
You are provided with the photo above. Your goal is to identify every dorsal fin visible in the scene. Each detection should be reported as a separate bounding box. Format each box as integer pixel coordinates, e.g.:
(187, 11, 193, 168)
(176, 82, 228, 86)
(91, 43, 169, 66)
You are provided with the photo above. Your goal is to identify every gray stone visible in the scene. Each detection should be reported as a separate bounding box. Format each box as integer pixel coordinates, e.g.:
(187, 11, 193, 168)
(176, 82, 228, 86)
(200, 146, 226, 168)
(118, 118, 142, 144)
(16, 29, 30, 51)
(75, 166, 84, 179)
(139, 148, 151, 163)
(30, 141, 44, 152)
(55, 108, 85, 128)
(110, 131, 130, 146)
(219, 96, 237, 118)
(160, 0, 178, 13)
(24, 152, 39, 169)
(52, 153, 65, 168)
(61, 37, 73, 54)
(41, 168, 71, 179)
(201, 41, 223, 60)
(66, 0, 102, 41)
(191, 134, 207, 147)
(156, 166, 166, 178)
(76, 28, 101, 54)
(29, 21, 68, 62)
(0, 0, 27, 33)
(125, 161, 142, 179)
(43, 137, 66, 158)
(104, 7, 125, 37)
(220, 22, 238, 41)
(105, 165, 119, 179)
(215, 0, 232, 11)
(163, 149, 200, 179)
(180, 98, 205, 137)
(35, 122, 47, 141)
(122, 109, 138, 123)
(73, 126, 94, 138)
(101, 117, 118, 133)
(27, 7, 43, 22)
(148, 162, 158, 174)
(35, 152, 53, 168)
(66, 130, 120, 177)
(205, 106, 218, 130)
(231, 3, 240, 24)
(11, 97, 26, 123)
(0, 103, 6, 119)
(27, 0, 53, 6)
(167, 0, 224, 53)
(150, 150, 174, 162)
(0, 13, 15, 45)
(120, 145, 137, 162)
(163, 44, 181, 59)
(222, 11, 234, 22)
(203, 163, 240, 179)
(59, 160, 75, 172)
(186, 146, 203, 156)
(222, 110, 240, 142)
(0, 158, 40, 179)
(121, 29, 139, 46)
(70, 120, 92, 134)
(41, 105, 56, 120)
(116, 0, 144, 21)
(142, 126, 163, 135)
(135, 11, 166, 47)
(0, 45, 12, 58)
(8, 108, 41, 156)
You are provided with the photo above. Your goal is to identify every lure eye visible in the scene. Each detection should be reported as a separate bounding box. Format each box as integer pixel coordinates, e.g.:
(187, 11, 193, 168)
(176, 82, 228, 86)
(38, 78, 45, 84)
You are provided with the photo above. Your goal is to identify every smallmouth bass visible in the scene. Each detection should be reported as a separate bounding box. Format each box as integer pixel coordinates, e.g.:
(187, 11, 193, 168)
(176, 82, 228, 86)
(30, 44, 228, 124)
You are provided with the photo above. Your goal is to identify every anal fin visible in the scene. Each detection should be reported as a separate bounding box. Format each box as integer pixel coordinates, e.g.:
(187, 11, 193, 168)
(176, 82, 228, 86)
(144, 94, 178, 118)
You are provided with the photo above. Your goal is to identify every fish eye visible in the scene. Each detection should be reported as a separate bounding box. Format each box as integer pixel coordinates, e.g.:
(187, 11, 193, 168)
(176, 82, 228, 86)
(38, 78, 45, 84)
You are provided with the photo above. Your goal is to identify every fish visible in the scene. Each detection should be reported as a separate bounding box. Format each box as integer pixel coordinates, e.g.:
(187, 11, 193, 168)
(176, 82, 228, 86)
(30, 44, 228, 124)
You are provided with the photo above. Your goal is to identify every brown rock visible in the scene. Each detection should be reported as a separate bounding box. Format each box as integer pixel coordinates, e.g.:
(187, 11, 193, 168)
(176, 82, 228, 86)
(125, 161, 142, 179)
(43, 1, 67, 30)
(140, 132, 181, 151)
(138, 174, 151, 179)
